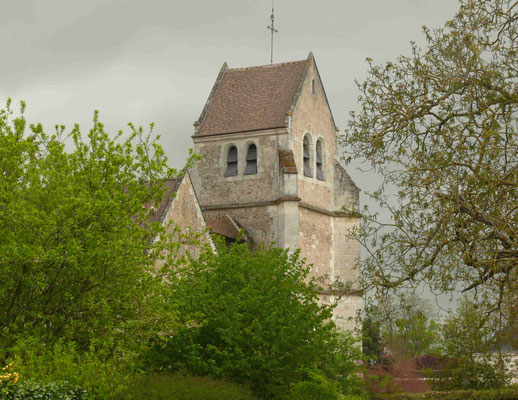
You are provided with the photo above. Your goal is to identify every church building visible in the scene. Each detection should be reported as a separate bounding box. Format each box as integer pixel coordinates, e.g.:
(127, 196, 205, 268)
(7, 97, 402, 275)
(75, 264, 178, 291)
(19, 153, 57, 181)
(184, 52, 362, 330)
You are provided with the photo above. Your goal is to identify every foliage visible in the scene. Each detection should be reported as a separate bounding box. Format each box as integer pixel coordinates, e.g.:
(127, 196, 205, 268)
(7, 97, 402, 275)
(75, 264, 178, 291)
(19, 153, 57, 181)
(382, 295, 440, 360)
(288, 371, 342, 400)
(0, 363, 19, 397)
(2, 337, 137, 399)
(1, 380, 88, 400)
(362, 315, 382, 366)
(146, 240, 364, 399)
(365, 357, 431, 394)
(362, 294, 441, 394)
(318, 329, 366, 396)
(364, 293, 440, 361)
(0, 99, 197, 350)
(112, 373, 259, 400)
(437, 299, 510, 390)
(342, 0, 518, 311)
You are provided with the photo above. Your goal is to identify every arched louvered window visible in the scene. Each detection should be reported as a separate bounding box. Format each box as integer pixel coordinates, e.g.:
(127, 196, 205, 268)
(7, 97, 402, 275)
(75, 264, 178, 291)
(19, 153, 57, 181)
(244, 144, 257, 175)
(316, 140, 325, 181)
(303, 135, 312, 177)
(225, 146, 238, 176)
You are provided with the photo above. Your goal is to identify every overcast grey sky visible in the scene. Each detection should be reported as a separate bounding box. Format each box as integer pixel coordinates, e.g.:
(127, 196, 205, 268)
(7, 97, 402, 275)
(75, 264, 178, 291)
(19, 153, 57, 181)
(2, 0, 458, 173)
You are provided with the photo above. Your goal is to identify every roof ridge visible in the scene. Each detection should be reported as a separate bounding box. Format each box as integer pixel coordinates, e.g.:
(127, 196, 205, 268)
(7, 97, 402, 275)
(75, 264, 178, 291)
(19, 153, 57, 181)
(228, 59, 307, 71)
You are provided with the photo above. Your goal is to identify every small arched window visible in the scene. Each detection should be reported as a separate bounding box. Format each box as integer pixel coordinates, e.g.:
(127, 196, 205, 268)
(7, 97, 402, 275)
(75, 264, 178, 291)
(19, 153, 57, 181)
(225, 146, 238, 176)
(316, 140, 325, 181)
(312, 79, 316, 94)
(244, 144, 257, 175)
(303, 135, 312, 177)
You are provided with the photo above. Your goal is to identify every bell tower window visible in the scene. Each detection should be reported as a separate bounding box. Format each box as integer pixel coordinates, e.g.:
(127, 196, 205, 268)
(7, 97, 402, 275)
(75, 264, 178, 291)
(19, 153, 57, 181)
(303, 135, 312, 177)
(244, 144, 257, 175)
(225, 146, 238, 176)
(316, 140, 325, 181)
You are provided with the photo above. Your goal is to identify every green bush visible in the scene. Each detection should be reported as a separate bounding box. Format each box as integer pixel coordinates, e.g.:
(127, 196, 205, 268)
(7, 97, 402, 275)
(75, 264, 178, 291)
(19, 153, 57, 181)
(112, 373, 259, 400)
(3, 380, 88, 400)
(288, 371, 341, 400)
(146, 241, 365, 398)
(5, 338, 135, 399)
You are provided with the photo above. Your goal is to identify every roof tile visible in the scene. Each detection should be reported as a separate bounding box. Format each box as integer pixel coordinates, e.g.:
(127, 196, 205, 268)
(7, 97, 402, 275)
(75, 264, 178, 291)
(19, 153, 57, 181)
(196, 59, 309, 137)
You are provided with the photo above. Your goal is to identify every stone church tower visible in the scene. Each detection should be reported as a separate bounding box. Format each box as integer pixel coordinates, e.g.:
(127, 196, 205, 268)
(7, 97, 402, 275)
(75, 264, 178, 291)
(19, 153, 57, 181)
(190, 52, 362, 330)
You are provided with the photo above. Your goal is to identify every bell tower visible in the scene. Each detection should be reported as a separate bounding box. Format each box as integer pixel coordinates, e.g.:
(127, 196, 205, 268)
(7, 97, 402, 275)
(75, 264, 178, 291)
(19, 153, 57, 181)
(190, 53, 362, 330)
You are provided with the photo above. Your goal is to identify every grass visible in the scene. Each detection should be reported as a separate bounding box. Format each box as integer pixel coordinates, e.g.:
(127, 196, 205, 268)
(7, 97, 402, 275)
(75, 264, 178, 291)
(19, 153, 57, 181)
(111, 373, 260, 400)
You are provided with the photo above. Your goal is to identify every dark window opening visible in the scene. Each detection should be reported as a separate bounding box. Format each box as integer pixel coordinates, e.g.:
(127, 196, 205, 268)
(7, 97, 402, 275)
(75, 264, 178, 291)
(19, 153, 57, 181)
(303, 136, 312, 177)
(316, 140, 324, 181)
(225, 146, 238, 176)
(244, 144, 257, 175)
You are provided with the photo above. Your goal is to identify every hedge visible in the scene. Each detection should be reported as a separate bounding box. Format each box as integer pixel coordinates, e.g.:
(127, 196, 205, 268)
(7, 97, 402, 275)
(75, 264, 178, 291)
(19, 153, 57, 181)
(372, 388, 518, 400)
(2, 381, 88, 400)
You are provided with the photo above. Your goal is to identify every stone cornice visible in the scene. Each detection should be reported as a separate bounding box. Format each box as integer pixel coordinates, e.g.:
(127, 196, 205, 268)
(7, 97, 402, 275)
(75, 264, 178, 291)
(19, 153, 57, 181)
(318, 288, 363, 297)
(202, 196, 301, 211)
(201, 197, 360, 219)
(192, 127, 288, 142)
(299, 202, 361, 218)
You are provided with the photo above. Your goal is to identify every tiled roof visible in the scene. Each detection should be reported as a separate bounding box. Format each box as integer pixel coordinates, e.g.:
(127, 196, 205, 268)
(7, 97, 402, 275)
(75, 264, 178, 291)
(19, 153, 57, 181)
(147, 177, 183, 224)
(195, 57, 310, 137)
(204, 214, 241, 239)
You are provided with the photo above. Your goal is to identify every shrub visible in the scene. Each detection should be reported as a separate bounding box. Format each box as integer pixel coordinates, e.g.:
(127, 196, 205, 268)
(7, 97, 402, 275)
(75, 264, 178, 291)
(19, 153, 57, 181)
(146, 241, 365, 398)
(3, 380, 88, 400)
(288, 371, 341, 400)
(439, 300, 511, 390)
(4, 338, 135, 399)
(0, 363, 19, 397)
(112, 373, 259, 400)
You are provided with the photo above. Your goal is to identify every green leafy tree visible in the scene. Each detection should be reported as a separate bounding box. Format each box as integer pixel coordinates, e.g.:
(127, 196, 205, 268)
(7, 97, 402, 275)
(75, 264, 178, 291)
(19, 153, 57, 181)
(366, 293, 440, 361)
(0, 99, 194, 349)
(384, 296, 440, 360)
(362, 314, 382, 365)
(147, 241, 365, 399)
(439, 298, 510, 389)
(342, 0, 518, 312)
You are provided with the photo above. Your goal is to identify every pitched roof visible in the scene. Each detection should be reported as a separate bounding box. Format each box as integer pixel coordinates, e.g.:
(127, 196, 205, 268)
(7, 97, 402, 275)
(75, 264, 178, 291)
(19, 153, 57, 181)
(204, 214, 242, 239)
(194, 55, 312, 137)
(147, 177, 184, 224)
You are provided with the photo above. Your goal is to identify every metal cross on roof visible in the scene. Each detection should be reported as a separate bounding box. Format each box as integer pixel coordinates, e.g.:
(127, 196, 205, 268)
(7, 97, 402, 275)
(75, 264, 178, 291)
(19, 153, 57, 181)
(267, 1, 278, 65)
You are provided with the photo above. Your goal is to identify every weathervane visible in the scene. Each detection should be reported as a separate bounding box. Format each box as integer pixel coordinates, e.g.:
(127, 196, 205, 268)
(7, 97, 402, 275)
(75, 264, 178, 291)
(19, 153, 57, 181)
(267, 0, 278, 65)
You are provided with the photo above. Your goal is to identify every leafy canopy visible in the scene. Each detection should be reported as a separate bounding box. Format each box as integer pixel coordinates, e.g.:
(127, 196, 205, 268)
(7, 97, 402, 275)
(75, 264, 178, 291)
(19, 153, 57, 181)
(343, 0, 518, 312)
(0, 99, 193, 349)
(439, 298, 511, 389)
(147, 240, 364, 399)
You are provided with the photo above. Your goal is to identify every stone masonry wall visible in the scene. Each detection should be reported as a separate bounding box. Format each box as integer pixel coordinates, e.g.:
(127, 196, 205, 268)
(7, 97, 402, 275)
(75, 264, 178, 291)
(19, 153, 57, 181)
(298, 207, 332, 279)
(290, 60, 337, 210)
(162, 173, 212, 260)
(191, 131, 288, 208)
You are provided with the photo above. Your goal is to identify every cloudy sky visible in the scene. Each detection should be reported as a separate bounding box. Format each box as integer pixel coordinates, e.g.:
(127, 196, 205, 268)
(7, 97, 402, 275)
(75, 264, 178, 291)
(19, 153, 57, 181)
(2, 0, 458, 173)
